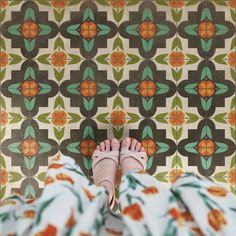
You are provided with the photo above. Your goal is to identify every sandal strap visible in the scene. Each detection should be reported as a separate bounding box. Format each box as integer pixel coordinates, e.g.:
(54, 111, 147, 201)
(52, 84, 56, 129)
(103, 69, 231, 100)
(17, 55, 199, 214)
(120, 149, 147, 170)
(92, 150, 119, 169)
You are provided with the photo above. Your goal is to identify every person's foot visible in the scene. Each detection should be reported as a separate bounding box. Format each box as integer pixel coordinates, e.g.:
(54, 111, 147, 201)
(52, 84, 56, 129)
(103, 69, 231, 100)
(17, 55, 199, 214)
(120, 137, 147, 175)
(92, 138, 120, 209)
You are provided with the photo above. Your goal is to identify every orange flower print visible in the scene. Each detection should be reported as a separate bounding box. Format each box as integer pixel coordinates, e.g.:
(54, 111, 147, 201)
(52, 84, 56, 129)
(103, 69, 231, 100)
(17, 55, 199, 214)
(228, 0, 236, 8)
(0, 200, 17, 207)
(48, 163, 64, 169)
(228, 169, 236, 185)
(35, 224, 57, 236)
(80, 21, 97, 39)
(21, 20, 39, 39)
(169, 169, 184, 184)
(80, 139, 97, 157)
(0, 0, 8, 8)
(105, 228, 122, 236)
(181, 211, 193, 222)
(228, 110, 235, 126)
(228, 51, 236, 68)
(0, 169, 8, 185)
(51, 51, 67, 67)
(142, 186, 159, 195)
(83, 187, 95, 200)
(139, 20, 156, 39)
(191, 227, 205, 236)
(122, 203, 143, 221)
(56, 173, 74, 184)
(51, 0, 68, 8)
(80, 81, 97, 97)
(110, 0, 126, 8)
(24, 210, 35, 218)
(21, 139, 39, 157)
(141, 139, 157, 156)
(198, 80, 215, 97)
(79, 233, 91, 236)
(21, 80, 39, 97)
(110, 51, 126, 67)
(110, 110, 126, 126)
(169, 0, 185, 8)
(208, 209, 227, 231)
(0, 110, 8, 126)
(51, 110, 67, 126)
(207, 186, 228, 197)
(169, 51, 185, 67)
(169, 110, 185, 126)
(197, 20, 216, 40)
(139, 80, 156, 97)
(66, 210, 75, 228)
(197, 139, 215, 157)
(0, 51, 8, 67)
(169, 208, 185, 226)
(44, 176, 54, 186)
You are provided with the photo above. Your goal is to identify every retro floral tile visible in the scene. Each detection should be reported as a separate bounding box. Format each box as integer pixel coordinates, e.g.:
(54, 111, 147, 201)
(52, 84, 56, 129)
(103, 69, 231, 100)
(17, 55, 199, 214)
(0, 0, 236, 200)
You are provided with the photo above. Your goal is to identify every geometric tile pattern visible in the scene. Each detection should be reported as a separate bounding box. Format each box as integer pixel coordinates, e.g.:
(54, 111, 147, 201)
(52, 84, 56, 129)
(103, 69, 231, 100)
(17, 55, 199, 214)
(0, 0, 235, 200)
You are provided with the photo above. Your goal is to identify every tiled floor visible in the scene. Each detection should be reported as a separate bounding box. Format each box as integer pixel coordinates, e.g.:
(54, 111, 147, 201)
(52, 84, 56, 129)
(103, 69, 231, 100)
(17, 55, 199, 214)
(0, 0, 235, 200)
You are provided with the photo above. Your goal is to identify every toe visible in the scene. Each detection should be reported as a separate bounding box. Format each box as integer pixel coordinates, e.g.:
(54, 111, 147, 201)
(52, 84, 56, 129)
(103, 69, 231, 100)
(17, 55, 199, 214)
(121, 137, 131, 150)
(131, 138, 138, 151)
(140, 147, 145, 152)
(111, 138, 120, 151)
(100, 142, 105, 151)
(135, 142, 141, 151)
(105, 139, 111, 151)
(96, 145, 100, 150)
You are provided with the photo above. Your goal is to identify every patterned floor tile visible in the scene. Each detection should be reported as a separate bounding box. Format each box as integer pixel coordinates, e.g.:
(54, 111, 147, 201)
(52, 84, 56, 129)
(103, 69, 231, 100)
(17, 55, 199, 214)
(0, 0, 236, 200)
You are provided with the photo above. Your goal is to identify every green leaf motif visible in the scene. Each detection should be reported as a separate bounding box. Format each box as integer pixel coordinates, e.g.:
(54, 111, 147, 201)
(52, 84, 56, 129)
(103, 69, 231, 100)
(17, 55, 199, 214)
(96, 113, 109, 124)
(54, 127, 65, 141)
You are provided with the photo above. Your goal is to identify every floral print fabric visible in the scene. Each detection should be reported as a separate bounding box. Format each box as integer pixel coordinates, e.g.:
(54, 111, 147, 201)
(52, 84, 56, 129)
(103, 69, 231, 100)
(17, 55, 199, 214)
(0, 154, 236, 236)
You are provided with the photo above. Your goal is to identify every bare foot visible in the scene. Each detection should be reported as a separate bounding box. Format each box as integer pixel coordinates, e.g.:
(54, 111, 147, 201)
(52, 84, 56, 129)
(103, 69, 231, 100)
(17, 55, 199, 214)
(92, 138, 120, 208)
(120, 137, 147, 175)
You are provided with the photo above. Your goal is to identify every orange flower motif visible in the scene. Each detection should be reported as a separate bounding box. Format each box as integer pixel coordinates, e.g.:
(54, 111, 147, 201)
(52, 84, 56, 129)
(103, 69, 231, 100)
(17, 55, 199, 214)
(51, 0, 68, 8)
(0, 0, 8, 8)
(21, 80, 39, 97)
(24, 210, 35, 218)
(110, 51, 126, 67)
(56, 173, 74, 184)
(110, 110, 126, 126)
(80, 139, 97, 157)
(80, 81, 97, 97)
(0, 51, 8, 67)
(21, 139, 39, 157)
(169, 0, 185, 8)
(208, 209, 227, 231)
(169, 110, 184, 126)
(51, 51, 67, 67)
(197, 20, 216, 40)
(228, 169, 236, 185)
(141, 139, 157, 156)
(66, 210, 75, 228)
(0, 110, 8, 126)
(83, 187, 95, 200)
(0, 169, 8, 185)
(110, 0, 126, 8)
(191, 227, 205, 236)
(169, 169, 184, 184)
(35, 224, 57, 236)
(207, 186, 228, 197)
(198, 80, 215, 97)
(48, 163, 64, 169)
(181, 211, 194, 221)
(122, 203, 143, 221)
(139, 80, 156, 97)
(139, 20, 156, 39)
(169, 51, 185, 67)
(228, 51, 236, 68)
(44, 176, 54, 185)
(228, 110, 236, 126)
(0, 200, 17, 207)
(197, 139, 215, 157)
(51, 110, 67, 126)
(105, 228, 122, 236)
(142, 186, 159, 195)
(80, 21, 97, 39)
(169, 207, 185, 226)
(228, 0, 236, 8)
(79, 233, 91, 236)
(21, 20, 39, 39)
